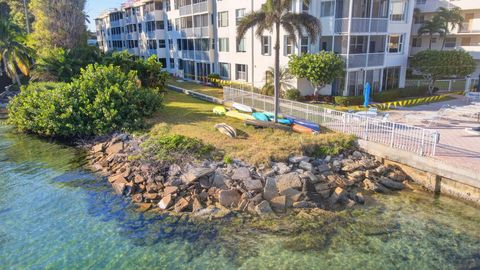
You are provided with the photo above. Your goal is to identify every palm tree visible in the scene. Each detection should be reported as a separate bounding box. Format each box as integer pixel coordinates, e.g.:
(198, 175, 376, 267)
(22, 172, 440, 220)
(0, 18, 33, 86)
(237, 0, 320, 122)
(262, 66, 295, 96)
(417, 16, 445, 49)
(437, 7, 464, 50)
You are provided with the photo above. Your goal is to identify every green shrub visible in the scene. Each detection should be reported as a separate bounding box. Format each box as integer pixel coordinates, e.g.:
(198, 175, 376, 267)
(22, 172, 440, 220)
(372, 87, 428, 103)
(8, 64, 163, 137)
(284, 88, 301, 101)
(223, 155, 234, 164)
(334, 96, 364, 106)
(207, 73, 221, 87)
(142, 134, 213, 161)
(261, 84, 274, 96)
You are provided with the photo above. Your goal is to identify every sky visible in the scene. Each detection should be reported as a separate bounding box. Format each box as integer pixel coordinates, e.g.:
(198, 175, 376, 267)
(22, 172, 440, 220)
(86, 0, 125, 31)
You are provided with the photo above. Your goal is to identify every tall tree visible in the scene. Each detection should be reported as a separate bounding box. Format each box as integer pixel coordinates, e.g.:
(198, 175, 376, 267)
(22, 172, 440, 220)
(237, 0, 320, 122)
(437, 7, 464, 50)
(29, 0, 87, 51)
(0, 0, 32, 32)
(0, 18, 33, 85)
(417, 16, 445, 49)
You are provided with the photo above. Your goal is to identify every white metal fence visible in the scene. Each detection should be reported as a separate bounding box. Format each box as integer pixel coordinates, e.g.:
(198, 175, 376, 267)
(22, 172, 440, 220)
(224, 87, 439, 156)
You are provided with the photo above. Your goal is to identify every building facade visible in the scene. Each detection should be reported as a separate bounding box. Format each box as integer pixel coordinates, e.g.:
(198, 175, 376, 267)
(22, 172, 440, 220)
(96, 0, 416, 96)
(410, 0, 480, 77)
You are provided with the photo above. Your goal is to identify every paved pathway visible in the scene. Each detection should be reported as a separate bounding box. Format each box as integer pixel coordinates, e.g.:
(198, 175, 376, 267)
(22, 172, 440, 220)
(387, 95, 480, 170)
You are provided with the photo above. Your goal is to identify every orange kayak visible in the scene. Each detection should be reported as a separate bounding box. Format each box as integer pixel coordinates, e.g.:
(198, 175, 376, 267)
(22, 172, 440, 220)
(292, 124, 316, 134)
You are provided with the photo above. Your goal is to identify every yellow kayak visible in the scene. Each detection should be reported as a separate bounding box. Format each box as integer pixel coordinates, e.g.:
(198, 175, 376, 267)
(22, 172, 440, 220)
(225, 110, 255, 120)
(213, 106, 227, 115)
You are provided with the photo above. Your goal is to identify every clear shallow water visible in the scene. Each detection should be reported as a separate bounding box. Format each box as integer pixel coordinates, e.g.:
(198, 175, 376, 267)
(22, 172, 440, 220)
(0, 124, 479, 270)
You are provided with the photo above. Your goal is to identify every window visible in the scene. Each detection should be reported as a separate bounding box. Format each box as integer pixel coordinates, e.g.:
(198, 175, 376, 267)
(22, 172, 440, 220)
(146, 21, 156, 32)
(302, 1, 309, 12)
(194, 14, 208, 27)
(412, 37, 422, 47)
(235, 64, 247, 81)
(169, 58, 175, 69)
(158, 58, 167, 68)
(388, 34, 404, 53)
(414, 14, 424, 24)
(147, 39, 157, 49)
(167, 20, 173, 31)
(300, 36, 309, 54)
(431, 37, 437, 44)
(237, 38, 246, 52)
(218, 38, 229, 52)
(320, 1, 334, 17)
(178, 59, 184, 69)
(349, 36, 366, 53)
(158, 39, 166, 48)
(219, 62, 230, 79)
(284, 36, 294, 55)
(416, 0, 426, 4)
(390, 0, 407, 22)
(261, 36, 271, 55)
(236, 9, 245, 25)
(166, 0, 171, 11)
(168, 39, 173, 50)
(461, 37, 471, 46)
(382, 66, 401, 91)
(156, 20, 164, 30)
(444, 37, 456, 48)
(218, 11, 229, 27)
(138, 23, 143, 32)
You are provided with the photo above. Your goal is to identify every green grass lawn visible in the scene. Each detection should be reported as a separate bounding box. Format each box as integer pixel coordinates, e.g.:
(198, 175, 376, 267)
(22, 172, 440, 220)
(166, 78, 224, 99)
(145, 91, 354, 165)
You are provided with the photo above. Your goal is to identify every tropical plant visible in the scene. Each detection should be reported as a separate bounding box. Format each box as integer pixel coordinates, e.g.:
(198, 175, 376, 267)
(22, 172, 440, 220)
(437, 7, 464, 50)
(288, 51, 344, 96)
(8, 64, 164, 137)
(410, 50, 475, 95)
(0, 18, 33, 85)
(284, 88, 301, 101)
(418, 16, 446, 49)
(262, 66, 295, 96)
(236, 0, 321, 122)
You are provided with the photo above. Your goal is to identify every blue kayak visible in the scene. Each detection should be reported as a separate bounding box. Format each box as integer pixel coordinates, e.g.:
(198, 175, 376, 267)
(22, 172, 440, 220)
(261, 112, 292, 125)
(284, 115, 320, 132)
(252, 112, 270, 122)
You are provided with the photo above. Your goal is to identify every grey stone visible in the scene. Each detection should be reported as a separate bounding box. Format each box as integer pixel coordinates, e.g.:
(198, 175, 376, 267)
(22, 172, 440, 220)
(276, 172, 302, 193)
(352, 151, 363, 160)
(279, 188, 303, 202)
(174, 197, 190, 213)
(255, 200, 274, 217)
(270, 196, 287, 213)
(379, 177, 405, 190)
(364, 178, 390, 193)
(112, 182, 126, 195)
(243, 179, 263, 191)
(375, 165, 388, 175)
(299, 161, 313, 171)
(168, 164, 182, 176)
(219, 189, 241, 207)
(289, 156, 310, 164)
(212, 173, 228, 189)
(158, 195, 173, 210)
(328, 187, 347, 204)
(341, 161, 363, 172)
(231, 167, 251, 180)
(348, 171, 365, 182)
(317, 164, 330, 173)
(292, 201, 316, 208)
(263, 177, 278, 201)
(301, 171, 318, 183)
(324, 156, 331, 162)
(275, 162, 291, 174)
(182, 168, 215, 184)
(355, 192, 365, 204)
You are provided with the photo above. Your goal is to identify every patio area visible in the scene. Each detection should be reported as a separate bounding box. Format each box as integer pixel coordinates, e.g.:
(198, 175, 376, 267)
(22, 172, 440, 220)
(387, 94, 480, 170)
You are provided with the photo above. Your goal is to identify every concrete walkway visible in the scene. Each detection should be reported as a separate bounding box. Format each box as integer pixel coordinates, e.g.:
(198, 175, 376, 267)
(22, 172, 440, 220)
(387, 95, 480, 172)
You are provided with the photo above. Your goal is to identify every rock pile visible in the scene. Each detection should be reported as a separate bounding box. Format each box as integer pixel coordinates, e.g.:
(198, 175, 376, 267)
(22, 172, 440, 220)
(88, 134, 409, 218)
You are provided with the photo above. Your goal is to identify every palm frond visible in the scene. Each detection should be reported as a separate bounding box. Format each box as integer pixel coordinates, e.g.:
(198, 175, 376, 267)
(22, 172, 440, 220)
(236, 11, 267, 42)
(282, 12, 321, 42)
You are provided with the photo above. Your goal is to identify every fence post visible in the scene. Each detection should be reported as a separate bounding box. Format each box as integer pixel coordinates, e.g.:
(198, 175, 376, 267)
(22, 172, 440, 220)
(365, 117, 369, 141)
(390, 123, 396, 147)
(323, 108, 326, 124)
(342, 114, 346, 133)
(263, 95, 266, 111)
(306, 104, 309, 120)
(448, 80, 452, 92)
(420, 129, 426, 156)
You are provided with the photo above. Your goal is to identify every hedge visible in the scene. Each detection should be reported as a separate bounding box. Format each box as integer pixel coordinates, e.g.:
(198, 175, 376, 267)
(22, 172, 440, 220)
(334, 87, 429, 106)
(334, 96, 364, 106)
(370, 94, 451, 110)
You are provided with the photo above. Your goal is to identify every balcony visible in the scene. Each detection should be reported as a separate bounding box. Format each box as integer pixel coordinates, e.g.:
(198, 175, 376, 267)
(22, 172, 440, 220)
(180, 27, 209, 38)
(342, 53, 385, 68)
(458, 23, 480, 34)
(179, 0, 208, 16)
(124, 16, 137, 24)
(335, 18, 388, 34)
(180, 50, 211, 61)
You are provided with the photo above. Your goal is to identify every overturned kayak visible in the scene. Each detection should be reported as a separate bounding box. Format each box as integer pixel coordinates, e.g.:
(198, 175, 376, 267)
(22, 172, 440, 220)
(244, 119, 291, 131)
(213, 106, 227, 115)
(252, 112, 270, 122)
(226, 110, 255, 121)
(232, 102, 253, 113)
(285, 115, 320, 132)
(259, 112, 293, 125)
(292, 124, 318, 134)
(214, 123, 237, 138)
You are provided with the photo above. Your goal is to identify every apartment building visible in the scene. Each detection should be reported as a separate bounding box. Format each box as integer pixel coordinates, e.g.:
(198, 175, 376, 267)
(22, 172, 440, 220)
(410, 0, 480, 77)
(95, 0, 415, 97)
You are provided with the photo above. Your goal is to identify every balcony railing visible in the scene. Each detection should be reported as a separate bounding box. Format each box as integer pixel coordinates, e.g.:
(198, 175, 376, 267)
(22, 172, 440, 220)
(181, 50, 210, 61)
(179, 0, 208, 16)
(335, 18, 388, 33)
(458, 23, 480, 33)
(180, 27, 209, 37)
(342, 53, 385, 68)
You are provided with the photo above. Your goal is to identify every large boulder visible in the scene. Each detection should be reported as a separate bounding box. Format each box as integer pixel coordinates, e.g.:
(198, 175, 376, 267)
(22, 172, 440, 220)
(276, 172, 302, 193)
(243, 179, 263, 191)
(231, 167, 251, 181)
(270, 196, 287, 213)
(263, 177, 278, 201)
(212, 173, 228, 189)
(364, 178, 390, 193)
(106, 142, 124, 156)
(182, 168, 215, 184)
(255, 200, 274, 217)
(289, 156, 310, 164)
(274, 162, 291, 175)
(299, 161, 313, 171)
(158, 195, 173, 210)
(219, 189, 241, 207)
(174, 197, 191, 212)
(378, 177, 404, 190)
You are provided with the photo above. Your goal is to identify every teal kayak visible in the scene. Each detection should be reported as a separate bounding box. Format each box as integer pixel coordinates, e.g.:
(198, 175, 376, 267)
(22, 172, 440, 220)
(252, 112, 270, 122)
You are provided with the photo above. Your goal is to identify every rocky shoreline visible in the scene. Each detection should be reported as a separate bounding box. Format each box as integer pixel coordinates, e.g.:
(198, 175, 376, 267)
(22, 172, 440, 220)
(87, 134, 410, 219)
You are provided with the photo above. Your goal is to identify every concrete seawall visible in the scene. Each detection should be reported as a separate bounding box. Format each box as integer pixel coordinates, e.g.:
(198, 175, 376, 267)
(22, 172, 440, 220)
(358, 140, 480, 205)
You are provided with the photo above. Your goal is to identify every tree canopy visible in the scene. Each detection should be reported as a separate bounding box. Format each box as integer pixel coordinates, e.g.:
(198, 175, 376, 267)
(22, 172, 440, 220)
(410, 50, 475, 94)
(288, 52, 344, 95)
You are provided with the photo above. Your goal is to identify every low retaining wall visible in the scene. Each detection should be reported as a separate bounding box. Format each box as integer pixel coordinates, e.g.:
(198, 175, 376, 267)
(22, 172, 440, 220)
(167, 84, 224, 104)
(358, 140, 480, 205)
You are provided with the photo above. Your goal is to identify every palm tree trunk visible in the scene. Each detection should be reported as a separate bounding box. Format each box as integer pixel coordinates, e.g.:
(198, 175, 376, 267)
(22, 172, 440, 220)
(441, 36, 446, 50)
(429, 34, 432, 49)
(273, 22, 280, 123)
